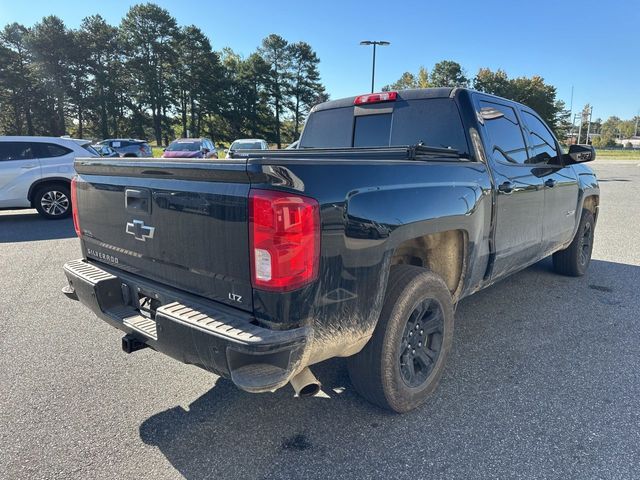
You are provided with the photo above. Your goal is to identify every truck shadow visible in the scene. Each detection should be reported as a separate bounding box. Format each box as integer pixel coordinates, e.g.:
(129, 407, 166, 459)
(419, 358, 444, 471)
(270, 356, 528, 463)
(0, 210, 76, 243)
(139, 258, 639, 479)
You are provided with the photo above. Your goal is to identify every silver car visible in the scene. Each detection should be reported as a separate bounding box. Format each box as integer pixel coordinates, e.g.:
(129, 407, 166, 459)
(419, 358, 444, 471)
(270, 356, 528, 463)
(97, 138, 152, 157)
(225, 139, 269, 158)
(0, 136, 98, 219)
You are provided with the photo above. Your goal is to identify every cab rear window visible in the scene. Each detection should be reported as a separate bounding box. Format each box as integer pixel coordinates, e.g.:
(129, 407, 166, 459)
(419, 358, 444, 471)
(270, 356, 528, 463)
(354, 114, 391, 147)
(300, 98, 469, 154)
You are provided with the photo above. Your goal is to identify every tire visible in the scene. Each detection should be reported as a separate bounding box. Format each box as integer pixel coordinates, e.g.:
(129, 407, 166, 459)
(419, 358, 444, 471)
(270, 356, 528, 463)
(552, 209, 595, 277)
(33, 183, 71, 219)
(347, 265, 455, 413)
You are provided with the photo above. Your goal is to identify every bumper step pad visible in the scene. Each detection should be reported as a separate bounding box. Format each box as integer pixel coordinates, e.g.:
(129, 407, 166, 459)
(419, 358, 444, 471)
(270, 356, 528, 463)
(63, 259, 311, 392)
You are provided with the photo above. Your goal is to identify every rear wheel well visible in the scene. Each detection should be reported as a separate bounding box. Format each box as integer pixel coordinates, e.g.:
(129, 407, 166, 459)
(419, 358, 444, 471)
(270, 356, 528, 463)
(28, 178, 71, 204)
(390, 230, 467, 300)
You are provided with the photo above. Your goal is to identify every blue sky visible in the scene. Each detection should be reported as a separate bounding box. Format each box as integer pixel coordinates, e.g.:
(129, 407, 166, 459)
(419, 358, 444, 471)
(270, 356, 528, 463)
(2, 0, 638, 120)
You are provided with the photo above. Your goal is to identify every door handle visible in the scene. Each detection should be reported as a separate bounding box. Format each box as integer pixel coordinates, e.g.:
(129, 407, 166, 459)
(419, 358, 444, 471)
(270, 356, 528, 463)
(545, 179, 556, 188)
(498, 181, 514, 194)
(20, 164, 37, 169)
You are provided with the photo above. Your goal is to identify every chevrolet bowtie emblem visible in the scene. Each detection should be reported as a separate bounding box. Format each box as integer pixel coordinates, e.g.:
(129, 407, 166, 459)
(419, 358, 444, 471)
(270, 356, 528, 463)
(126, 219, 155, 242)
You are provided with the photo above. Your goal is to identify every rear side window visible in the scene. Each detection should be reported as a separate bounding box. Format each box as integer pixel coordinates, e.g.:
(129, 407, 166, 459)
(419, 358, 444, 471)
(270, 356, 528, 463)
(0, 142, 36, 161)
(522, 111, 559, 164)
(479, 101, 529, 164)
(36, 143, 72, 158)
(390, 99, 468, 152)
(300, 108, 353, 148)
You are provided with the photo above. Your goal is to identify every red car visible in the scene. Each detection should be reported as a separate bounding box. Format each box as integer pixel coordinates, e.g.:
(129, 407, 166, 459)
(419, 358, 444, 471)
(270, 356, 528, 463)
(162, 138, 218, 159)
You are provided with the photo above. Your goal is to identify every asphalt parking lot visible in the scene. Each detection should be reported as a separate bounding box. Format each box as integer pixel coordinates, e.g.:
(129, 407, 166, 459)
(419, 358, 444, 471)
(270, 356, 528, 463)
(1, 161, 639, 479)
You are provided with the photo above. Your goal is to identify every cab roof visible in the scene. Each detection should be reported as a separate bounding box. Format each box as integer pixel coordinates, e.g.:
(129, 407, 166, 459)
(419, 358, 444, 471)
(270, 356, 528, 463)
(312, 87, 456, 112)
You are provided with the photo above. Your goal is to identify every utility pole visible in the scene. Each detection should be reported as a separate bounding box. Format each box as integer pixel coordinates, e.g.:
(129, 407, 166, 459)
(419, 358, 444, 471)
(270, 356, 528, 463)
(569, 85, 574, 119)
(359, 40, 390, 93)
(570, 112, 579, 144)
(577, 115, 583, 145)
(585, 106, 593, 144)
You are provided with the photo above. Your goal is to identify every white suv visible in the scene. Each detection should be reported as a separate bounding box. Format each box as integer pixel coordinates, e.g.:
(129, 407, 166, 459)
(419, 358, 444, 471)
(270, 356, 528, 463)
(0, 136, 98, 219)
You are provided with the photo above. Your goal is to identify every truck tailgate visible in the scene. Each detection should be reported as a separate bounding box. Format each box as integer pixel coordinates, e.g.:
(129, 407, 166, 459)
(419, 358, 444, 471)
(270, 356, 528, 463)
(73, 158, 252, 312)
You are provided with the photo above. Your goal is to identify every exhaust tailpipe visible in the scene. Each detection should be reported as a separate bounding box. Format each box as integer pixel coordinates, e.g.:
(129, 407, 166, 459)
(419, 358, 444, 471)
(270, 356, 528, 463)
(290, 367, 321, 397)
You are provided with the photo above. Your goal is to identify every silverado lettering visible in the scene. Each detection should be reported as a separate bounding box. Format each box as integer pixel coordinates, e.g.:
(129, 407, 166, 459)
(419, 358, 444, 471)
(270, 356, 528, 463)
(87, 249, 119, 265)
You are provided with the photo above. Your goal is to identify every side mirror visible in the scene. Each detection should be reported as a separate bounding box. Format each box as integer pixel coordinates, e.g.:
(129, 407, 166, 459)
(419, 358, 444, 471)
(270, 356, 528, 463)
(224, 149, 229, 153)
(201, 147, 209, 154)
(565, 144, 595, 164)
(162, 148, 166, 152)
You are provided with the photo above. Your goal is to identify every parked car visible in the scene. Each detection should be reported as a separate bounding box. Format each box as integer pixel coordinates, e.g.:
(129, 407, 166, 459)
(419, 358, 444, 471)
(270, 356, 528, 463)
(96, 138, 152, 157)
(0, 136, 98, 219)
(162, 138, 218, 159)
(64, 88, 599, 412)
(225, 139, 268, 158)
(92, 144, 119, 157)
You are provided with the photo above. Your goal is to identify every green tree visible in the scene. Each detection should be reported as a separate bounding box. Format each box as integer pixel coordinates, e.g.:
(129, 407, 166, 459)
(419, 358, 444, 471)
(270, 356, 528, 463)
(382, 66, 429, 91)
(174, 25, 221, 138)
(238, 53, 271, 138)
(0, 23, 36, 135)
(474, 68, 568, 137)
(120, 3, 178, 145)
(288, 41, 324, 137)
(216, 48, 270, 140)
(259, 34, 291, 148)
(67, 29, 91, 137)
(429, 60, 468, 87)
(473, 68, 510, 97)
(79, 15, 122, 139)
(27, 15, 72, 135)
(591, 134, 616, 148)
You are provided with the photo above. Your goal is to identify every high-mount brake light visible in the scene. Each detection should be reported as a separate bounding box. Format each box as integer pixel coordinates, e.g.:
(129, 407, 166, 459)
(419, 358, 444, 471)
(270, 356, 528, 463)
(71, 176, 81, 237)
(354, 91, 398, 105)
(249, 189, 320, 292)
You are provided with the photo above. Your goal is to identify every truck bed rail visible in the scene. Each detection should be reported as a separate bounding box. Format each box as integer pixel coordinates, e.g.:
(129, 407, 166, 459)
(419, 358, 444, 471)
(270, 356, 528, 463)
(235, 144, 465, 161)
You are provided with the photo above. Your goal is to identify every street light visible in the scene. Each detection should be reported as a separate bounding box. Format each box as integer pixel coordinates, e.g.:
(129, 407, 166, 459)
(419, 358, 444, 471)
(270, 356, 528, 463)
(360, 40, 390, 93)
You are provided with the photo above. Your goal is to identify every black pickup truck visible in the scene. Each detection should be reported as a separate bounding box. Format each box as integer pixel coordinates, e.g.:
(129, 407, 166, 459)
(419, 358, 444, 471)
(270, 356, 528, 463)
(63, 88, 599, 412)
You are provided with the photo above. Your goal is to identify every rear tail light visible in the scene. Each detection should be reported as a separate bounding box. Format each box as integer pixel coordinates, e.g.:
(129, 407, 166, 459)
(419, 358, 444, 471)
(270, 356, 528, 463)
(70, 176, 81, 237)
(249, 189, 320, 291)
(354, 91, 398, 105)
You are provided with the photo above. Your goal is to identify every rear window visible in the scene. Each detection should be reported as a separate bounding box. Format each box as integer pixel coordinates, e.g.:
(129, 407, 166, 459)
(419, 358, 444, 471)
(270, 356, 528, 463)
(82, 144, 99, 156)
(167, 141, 201, 152)
(35, 143, 72, 158)
(231, 141, 264, 150)
(300, 98, 469, 154)
(354, 114, 392, 147)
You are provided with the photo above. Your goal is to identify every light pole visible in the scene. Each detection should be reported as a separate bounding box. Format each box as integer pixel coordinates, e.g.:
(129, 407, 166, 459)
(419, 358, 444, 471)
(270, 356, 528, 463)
(360, 40, 390, 93)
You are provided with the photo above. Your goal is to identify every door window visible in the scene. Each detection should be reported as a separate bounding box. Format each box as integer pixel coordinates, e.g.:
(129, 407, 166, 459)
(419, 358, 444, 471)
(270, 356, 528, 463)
(480, 101, 529, 164)
(0, 142, 36, 161)
(522, 111, 559, 164)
